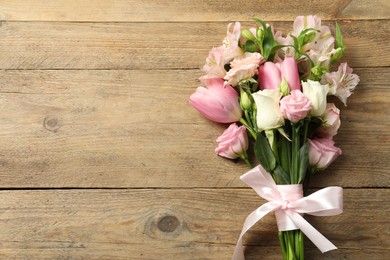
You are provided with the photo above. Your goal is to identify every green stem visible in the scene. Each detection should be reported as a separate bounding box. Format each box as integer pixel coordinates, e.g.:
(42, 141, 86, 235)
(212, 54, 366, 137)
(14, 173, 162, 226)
(278, 231, 287, 259)
(244, 110, 253, 129)
(239, 118, 257, 139)
(291, 123, 300, 184)
(303, 118, 309, 143)
(240, 154, 253, 168)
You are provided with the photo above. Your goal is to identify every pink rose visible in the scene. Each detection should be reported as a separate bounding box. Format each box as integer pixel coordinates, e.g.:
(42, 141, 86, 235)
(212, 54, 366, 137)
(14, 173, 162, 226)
(258, 56, 300, 91)
(309, 138, 342, 170)
(215, 124, 248, 159)
(189, 78, 242, 123)
(280, 90, 312, 123)
(316, 103, 341, 138)
(224, 52, 264, 86)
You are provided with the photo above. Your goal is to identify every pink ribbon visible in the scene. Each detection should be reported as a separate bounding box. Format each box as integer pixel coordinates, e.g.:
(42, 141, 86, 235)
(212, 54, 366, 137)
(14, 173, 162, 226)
(232, 165, 343, 260)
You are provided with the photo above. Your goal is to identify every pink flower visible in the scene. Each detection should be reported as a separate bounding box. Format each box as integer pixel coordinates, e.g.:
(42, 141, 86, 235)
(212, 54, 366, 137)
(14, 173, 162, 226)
(200, 47, 227, 83)
(292, 15, 334, 53)
(316, 103, 341, 138)
(222, 22, 244, 63)
(215, 123, 248, 159)
(281, 56, 301, 91)
(189, 78, 242, 123)
(309, 138, 342, 170)
(258, 56, 300, 91)
(224, 52, 264, 86)
(280, 90, 312, 123)
(322, 63, 360, 106)
(258, 62, 281, 90)
(280, 16, 336, 67)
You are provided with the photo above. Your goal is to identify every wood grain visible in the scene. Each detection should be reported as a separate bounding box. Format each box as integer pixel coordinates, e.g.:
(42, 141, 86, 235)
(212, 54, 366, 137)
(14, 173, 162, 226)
(0, 1, 388, 259)
(0, 20, 388, 70)
(0, 189, 388, 259)
(0, 0, 388, 22)
(0, 68, 388, 188)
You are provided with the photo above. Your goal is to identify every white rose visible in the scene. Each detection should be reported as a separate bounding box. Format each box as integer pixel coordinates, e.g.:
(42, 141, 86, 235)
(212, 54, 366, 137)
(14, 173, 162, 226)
(302, 80, 329, 116)
(252, 89, 284, 131)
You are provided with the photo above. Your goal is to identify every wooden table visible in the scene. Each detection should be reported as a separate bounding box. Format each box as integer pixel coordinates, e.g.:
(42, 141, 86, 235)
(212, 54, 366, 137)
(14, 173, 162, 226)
(0, 1, 389, 259)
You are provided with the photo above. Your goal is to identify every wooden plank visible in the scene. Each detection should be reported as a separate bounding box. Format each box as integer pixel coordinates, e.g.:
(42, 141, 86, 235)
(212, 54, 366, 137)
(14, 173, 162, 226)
(0, 20, 388, 70)
(0, 189, 388, 259)
(0, 68, 388, 188)
(0, 0, 388, 22)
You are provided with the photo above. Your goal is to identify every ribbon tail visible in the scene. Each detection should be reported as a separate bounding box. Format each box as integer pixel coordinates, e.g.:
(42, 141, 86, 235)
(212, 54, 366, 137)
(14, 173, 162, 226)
(232, 202, 279, 260)
(286, 211, 337, 253)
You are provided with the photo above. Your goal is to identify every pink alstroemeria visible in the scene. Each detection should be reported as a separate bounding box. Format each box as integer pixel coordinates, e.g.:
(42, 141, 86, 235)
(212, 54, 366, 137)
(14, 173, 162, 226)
(200, 46, 227, 83)
(280, 16, 336, 67)
(189, 78, 242, 123)
(222, 22, 244, 63)
(215, 123, 248, 159)
(224, 52, 264, 86)
(309, 138, 342, 170)
(258, 56, 300, 91)
(322, 63, 360, 106)
(292, 15, 334, 53)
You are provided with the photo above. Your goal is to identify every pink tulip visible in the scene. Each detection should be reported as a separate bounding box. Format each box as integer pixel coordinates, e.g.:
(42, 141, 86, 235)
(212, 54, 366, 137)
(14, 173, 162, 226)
(281, 56, 301, 91)
(309, 138, 342, 170)
(258, 62, 281, 90)
(189, 78, 242, 123)
(215, 123, 248, 159)
(280, 90, 311, 123)
(258, 56, 300, 91)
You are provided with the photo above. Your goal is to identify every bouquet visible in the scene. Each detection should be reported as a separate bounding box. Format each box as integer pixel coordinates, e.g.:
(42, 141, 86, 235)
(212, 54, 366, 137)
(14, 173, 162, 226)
(189, 16, 359, 260)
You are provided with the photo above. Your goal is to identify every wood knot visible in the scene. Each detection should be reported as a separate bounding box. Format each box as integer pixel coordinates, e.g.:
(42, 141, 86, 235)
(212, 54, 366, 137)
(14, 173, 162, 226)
(43, 116, 61, 132)
(157, 215, 179, 233)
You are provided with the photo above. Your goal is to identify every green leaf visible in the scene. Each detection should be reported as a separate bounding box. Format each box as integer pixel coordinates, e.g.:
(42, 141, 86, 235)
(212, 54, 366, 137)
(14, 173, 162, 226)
(252, 18, 267, 30)
(262, 26, 278, 60)
(297, 142, 309, 183)
(335, 22, 345, 49)
(254, 132, 277, 172)
(273, 165, 291, 185)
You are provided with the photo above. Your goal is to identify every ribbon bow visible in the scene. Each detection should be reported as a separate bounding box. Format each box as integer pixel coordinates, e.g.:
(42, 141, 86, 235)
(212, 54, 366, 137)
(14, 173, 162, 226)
(232, 165, 343, 260)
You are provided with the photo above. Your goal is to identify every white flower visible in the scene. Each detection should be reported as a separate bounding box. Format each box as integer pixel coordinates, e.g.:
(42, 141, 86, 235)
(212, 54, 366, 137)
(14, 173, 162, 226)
(252, 89, 284, 131)
(302, 80, 329, 116)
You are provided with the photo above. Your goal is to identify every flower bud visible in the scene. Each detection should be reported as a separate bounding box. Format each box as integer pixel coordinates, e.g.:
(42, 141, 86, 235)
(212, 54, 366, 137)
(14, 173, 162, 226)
(256, 28, 264, 41)
(330, 47, 344, 64)
(240, 91, 252, 110)
(311, 65, 328, 81)
(279, 78, 290, 96)
(302, 32, 316, 46)
(241, 29, 256, 41)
